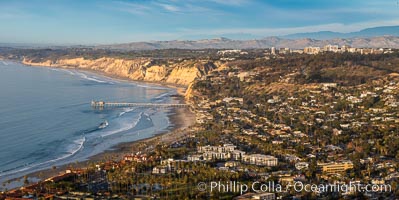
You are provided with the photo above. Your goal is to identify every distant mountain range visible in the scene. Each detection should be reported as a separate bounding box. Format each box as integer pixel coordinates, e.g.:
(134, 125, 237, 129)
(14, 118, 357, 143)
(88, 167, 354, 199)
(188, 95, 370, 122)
(94, 25, 399, 50)
(2, 25, 399, 50)
(97, 35, 399, 50)
(282, 26, 399, 40)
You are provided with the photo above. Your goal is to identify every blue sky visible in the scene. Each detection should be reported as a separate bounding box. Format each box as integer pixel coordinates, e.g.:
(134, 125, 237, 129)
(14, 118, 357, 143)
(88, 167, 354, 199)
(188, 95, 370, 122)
(0, 0, 398, 44)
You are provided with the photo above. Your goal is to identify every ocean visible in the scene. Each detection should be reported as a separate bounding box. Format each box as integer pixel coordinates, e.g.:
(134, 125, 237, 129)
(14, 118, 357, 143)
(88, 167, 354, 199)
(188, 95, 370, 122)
(0, 61, 174, 186)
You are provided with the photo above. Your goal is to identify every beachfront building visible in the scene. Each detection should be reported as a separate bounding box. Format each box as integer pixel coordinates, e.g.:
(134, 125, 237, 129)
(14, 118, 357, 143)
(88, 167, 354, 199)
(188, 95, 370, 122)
(242, 154, 278, 166)
(231, 150, 246, 160)
(195, 145, 246, 161)
(196, 144, 237, 161)
(197, 144, 237, 153)
(318, 161, 354, 174)
(187, 154, 203, 161)
(202, 151, 230, 160)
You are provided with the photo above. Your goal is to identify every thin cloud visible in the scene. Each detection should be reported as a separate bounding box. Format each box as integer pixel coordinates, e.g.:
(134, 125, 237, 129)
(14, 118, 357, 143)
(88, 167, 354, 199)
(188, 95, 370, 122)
(111, 0, 222, 15)
(156, 3, 181, 12)
(207, 0, 250, 6)
(111, 1, 152, 15)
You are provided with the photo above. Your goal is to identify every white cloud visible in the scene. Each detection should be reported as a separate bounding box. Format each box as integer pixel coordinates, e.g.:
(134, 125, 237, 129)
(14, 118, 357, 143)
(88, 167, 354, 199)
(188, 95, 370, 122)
(156, 3, 181, 12)
(111, 0, 222, 15)
(111, 1, 153, 15)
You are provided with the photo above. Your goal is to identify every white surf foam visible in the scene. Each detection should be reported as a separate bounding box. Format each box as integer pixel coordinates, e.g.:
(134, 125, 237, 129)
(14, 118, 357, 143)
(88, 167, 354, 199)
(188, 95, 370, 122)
(0, 137, 85, 178)
(119, 107, 136, 117)
(73, 72, 114, 84)
(101, 112, 143, 137)
(135, 84, 166, 89)
(49, 68, 62, 72)
(78, 72, 107, 83)
(66, 137, 86, 155)
(60, 69, 76, 76)
(153, 92, 169, 100)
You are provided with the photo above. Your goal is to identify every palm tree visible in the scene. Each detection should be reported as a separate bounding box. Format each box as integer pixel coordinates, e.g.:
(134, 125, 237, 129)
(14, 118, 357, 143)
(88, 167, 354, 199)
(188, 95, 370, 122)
(1, 182, 6, 192)
(23, 175, 29, 186)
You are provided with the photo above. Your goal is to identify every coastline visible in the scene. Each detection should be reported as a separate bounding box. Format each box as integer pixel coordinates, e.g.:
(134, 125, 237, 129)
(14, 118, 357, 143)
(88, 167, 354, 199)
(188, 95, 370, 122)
(21, 104, 195, 186)
(1, 60, 196, 190)
(20, 58, 193, 90)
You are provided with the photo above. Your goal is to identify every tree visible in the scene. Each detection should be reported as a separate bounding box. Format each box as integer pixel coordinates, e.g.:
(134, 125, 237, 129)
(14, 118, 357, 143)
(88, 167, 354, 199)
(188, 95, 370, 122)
(23, 176, 29, 186)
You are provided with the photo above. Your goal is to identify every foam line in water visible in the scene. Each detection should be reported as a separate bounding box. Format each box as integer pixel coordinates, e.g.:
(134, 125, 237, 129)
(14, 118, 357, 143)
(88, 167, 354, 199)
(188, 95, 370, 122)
(73, 72, 115, 84)
(119, 107, 136, 117)
(152, 92, 170, 101)
(77, 72, 107, 83)
(61, 69, 76, 75)
(135, 84, 167, 90)
(101, 112, 144, 137)
(49, 68, 61, 72)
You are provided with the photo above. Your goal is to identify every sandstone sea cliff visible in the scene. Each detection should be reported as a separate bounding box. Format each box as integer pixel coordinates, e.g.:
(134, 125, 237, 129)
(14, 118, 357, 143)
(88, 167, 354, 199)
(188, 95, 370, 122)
(22, 57, 217, 98)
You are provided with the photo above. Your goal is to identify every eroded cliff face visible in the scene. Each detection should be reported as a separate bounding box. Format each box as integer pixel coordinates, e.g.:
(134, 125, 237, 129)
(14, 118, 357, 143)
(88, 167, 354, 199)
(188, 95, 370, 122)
(22, 57, 216, 88)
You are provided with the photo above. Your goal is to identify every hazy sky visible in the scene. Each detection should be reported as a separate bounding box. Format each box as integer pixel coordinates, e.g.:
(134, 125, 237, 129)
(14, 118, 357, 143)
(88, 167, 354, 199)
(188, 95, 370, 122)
(0, 0, 398, 44)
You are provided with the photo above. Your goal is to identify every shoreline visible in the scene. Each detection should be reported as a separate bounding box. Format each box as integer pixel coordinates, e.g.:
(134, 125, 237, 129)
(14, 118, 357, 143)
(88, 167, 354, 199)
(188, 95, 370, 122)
(1, 60, 196, 190)
(20, 104, 195, 187)
(21, 59, 190, 94)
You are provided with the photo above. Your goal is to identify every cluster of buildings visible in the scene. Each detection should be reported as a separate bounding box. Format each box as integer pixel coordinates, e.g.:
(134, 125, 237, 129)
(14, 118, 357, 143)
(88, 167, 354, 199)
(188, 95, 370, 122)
(318, 161, 354, 174)
(191, 144, 278, 166)
(190, 63, 399, 198)
(216, 46, 394, 62)
(151, 143, 278, 175)
(303, 45, 393, 55)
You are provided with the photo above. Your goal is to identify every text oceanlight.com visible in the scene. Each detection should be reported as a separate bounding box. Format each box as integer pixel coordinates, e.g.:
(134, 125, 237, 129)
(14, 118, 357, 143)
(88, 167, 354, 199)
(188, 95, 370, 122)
(197, 181, 392, 195)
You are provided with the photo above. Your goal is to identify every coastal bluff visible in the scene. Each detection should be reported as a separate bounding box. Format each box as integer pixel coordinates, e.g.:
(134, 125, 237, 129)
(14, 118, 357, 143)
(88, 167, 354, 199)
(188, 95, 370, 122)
(22, 57, 217, 97)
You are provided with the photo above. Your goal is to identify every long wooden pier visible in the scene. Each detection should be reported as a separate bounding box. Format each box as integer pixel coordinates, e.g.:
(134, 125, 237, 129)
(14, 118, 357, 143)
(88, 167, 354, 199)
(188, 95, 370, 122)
(91, 101, 188, 108)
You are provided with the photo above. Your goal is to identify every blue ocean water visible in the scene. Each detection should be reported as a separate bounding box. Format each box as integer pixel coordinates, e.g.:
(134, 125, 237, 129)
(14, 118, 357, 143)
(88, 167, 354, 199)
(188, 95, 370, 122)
(0, 61, 174, 183)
